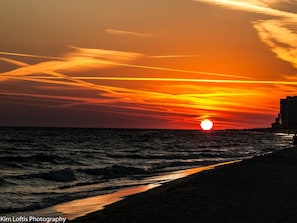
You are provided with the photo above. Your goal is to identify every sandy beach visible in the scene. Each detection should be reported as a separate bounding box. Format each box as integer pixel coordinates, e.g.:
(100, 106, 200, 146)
(70, 147, 297, 223)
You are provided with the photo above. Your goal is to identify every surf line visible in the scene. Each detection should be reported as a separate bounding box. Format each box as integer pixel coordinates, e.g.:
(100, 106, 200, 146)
(54, 160, 239, 220)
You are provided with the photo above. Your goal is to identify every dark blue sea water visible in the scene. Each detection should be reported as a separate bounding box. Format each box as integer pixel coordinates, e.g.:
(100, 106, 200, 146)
(0, 127, 293, 214)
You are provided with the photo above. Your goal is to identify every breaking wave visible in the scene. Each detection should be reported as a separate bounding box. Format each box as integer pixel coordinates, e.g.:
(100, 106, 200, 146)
(0, 128, 291, 214)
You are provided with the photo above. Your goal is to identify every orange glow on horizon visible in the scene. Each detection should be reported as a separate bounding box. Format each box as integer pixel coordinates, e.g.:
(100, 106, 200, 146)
(1, 0, 297, 129)
(0, 47, 293, 129)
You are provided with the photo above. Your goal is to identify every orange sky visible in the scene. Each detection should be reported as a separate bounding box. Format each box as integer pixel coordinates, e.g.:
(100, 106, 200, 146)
(0, 0, 296, 129)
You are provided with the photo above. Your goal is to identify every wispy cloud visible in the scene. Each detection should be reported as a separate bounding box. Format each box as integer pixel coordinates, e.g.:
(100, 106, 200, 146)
(0, 47, 143, 82)
(0, 51, 64, 60)
(105, 29, 149, 38)
(193, 0, 297, 18)
(0, 57, 29, 67)
(253, 19, 297, 68)
(109, 63, 252, 79)
(193, 0, 297, 80)
(149, 55, 200, 59)
(0, 48, 251, 80)
(29, 76, 297, 85)
(0, 46, 294, 129)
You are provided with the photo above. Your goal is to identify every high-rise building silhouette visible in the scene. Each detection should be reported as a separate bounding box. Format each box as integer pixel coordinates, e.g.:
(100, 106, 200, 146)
(280, 96, 297, 129)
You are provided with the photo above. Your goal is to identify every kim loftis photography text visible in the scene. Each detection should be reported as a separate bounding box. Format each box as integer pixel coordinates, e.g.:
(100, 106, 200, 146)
(0, 216, 66, 223)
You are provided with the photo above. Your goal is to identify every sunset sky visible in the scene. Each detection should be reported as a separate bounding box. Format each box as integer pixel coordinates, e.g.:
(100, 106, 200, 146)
(1, 0, 297, 129)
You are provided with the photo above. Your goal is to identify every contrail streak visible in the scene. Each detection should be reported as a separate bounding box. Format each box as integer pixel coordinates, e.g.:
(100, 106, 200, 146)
(0, 50, 251, 80)
(0, 51, 64, 60)
(30, 76, 297, 85)
(110, 63, 252, 79)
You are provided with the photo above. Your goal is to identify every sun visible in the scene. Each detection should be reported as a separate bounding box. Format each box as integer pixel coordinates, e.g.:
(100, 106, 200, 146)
(200, 119, 213, 131)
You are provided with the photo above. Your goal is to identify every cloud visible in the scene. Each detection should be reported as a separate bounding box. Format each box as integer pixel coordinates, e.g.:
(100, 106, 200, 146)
(0, 48, 252, 82)
(0, 47, 143, 82)
(193, 0, 297, 18)
(107, 63, 252, 79)
(1, 46, 295, 129)
(27, 76, 297, 86)
(0, 51, 63, 60)
(148, 55, 200, 59)
(105, 29, 148, 38)
(0, 57, 29, 67)
(68, 46, 142, 62)
(194, 0, 297, 78)
(253, 19, 297, 68)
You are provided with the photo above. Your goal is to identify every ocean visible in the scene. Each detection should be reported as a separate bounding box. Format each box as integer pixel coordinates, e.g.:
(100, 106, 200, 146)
(0, 127, 293, 216)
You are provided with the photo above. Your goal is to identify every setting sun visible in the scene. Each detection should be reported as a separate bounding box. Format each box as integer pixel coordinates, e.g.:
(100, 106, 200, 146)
(0, 0, 296, 130)
(200, 119, 214, 131)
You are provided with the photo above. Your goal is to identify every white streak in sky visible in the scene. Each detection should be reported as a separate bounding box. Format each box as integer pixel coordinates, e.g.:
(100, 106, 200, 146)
(0, 48, 250, 80)
(193, 0, 297, 18)
(105, 29, 148, 38)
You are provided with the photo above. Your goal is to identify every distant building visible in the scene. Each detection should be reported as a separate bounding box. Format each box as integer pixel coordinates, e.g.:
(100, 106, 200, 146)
(271, 113, 281, 129)
(280, 96, 297, 129)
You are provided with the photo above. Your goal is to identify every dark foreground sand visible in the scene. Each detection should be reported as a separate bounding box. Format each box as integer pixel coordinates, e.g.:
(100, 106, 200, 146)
(70, 147, 297, 223)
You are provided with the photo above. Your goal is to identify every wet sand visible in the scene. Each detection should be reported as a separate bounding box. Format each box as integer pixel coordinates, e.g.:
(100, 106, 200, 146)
(70, 147, 297, 223)
(56, 161, 237, 220)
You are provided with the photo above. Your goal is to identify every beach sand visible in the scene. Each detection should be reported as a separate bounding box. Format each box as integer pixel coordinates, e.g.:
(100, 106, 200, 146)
(70, 147, 297, 223)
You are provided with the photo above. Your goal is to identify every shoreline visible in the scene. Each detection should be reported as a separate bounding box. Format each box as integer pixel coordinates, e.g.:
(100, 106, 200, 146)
(4, 160, 238, 221)
(70, 147, 297, 223)
(54, 161, 238, 220)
